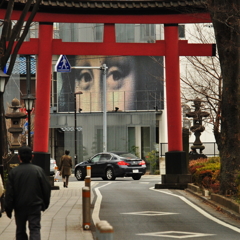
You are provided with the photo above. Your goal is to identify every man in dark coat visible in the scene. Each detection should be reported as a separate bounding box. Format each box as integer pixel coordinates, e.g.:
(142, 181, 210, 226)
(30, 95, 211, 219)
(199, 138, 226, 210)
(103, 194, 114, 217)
(4, 146, 51, 240)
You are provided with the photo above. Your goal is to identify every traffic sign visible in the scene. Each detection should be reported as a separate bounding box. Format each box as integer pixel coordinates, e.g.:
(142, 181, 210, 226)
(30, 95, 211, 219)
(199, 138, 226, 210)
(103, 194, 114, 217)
(55, 55, 71, 72)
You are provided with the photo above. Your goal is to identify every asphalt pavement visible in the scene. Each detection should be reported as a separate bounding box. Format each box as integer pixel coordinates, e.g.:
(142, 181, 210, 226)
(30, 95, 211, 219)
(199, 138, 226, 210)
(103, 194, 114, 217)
(95, 177, 240, 240)
(0, 180, 94, 240)
(1, 174, 240, 240)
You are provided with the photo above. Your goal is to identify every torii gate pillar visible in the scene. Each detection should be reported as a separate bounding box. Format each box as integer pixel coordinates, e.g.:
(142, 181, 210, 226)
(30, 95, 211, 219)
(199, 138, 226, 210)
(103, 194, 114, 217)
(155, 24, 191, 189)
(32, 23, 53, 175)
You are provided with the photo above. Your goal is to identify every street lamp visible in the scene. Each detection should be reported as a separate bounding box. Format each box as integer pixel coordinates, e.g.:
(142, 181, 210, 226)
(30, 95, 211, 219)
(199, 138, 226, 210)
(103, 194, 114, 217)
(74, 91, 83, 165)
(22, 94, 36, 147)
(0, 70, 8, 185)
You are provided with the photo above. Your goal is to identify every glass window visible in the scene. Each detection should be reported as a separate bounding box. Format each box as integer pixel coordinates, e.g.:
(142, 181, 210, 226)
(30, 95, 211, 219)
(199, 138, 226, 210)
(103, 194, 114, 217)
(116, 24, 135, 42)
(141, 127, 150, 160)
(100, 154, 111, 161)
(118, 153, 139, 159)
(95, 24, 104, 42)
(58, 23, 103, 42)
(128, 127, 135, 153)
(140, 24, 155, 43)
(91, 154, 101, 163)
(179, 25, 185, 38)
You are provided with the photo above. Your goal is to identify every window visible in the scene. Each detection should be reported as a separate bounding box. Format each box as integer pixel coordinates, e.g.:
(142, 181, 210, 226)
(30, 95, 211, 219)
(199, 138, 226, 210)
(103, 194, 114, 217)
(116, 24, 135, 42)
(91, 155, 101, 163)
(100, 154, 111, 161)
(94, 24, 103, 42)
(140, 24, 155, 43)
(178, 25, 185, 38)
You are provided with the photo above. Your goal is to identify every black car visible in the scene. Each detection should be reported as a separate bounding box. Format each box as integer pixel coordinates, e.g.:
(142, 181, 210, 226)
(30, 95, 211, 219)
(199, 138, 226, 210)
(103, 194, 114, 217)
(75, 152, 146, 181)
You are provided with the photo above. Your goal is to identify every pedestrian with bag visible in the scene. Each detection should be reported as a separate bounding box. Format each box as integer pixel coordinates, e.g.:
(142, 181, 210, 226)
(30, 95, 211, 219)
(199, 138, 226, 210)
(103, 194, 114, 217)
(59, 150, 72, 188)
(4, 146, 51, 240)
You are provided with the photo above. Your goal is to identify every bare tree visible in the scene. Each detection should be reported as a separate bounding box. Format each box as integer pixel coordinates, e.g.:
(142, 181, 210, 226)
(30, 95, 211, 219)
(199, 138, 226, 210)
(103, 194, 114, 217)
(0, 0, 41, 75)
(0, 0, 40, 163)
(181, 24, 222, 146)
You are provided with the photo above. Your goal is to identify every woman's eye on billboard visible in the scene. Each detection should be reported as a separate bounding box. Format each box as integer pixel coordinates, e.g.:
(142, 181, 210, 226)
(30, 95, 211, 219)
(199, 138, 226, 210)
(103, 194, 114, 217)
(108, 67, 123, 81)
(107, 67, 125, 90)
(76, 70, 93, 91)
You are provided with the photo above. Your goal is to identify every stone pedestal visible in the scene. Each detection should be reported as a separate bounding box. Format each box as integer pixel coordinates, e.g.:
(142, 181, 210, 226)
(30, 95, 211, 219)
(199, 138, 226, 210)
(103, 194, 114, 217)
(33, 152, 59, 190)
(49, 176, 59, 190)
(155, 174, 192, 189)
(155, 151, 192, 190)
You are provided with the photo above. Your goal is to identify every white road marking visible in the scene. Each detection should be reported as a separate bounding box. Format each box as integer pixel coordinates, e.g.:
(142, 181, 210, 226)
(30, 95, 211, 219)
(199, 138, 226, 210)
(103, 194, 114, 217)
(150, 187, 240, 233)
(121, 211, 179, 216)
(137, 231, 215, 238)
(92, 182, 112, 225)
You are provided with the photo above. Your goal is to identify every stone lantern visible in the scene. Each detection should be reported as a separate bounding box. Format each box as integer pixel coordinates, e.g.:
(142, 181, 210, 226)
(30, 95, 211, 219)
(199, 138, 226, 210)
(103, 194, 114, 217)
(186, 97, 209, 155)
(5, 98, 27, 152)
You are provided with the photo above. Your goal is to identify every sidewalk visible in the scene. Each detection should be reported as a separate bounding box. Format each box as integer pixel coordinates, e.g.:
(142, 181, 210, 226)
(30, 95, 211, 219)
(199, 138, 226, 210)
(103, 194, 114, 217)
(0, 181, 94, 240)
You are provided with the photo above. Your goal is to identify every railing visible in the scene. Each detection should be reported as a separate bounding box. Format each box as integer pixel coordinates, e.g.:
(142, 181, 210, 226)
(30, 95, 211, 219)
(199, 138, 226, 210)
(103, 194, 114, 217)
(159, 142, 219, 157)
(51, 90, 163, 113)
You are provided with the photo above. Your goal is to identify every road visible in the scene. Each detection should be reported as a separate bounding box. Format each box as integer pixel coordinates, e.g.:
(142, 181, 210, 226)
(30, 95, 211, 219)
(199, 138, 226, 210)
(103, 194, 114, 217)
(86, 175, 240, 240)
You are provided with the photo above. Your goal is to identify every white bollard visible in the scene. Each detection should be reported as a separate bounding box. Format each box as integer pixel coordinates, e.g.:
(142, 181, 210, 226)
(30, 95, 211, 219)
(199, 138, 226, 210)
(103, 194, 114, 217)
(96, 220, 114, 240)
(87, 166, 91, 177)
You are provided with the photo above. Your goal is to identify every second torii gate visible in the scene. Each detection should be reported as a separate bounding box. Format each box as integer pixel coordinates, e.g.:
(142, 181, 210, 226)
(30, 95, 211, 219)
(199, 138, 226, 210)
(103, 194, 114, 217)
(3, 10, 215, 186)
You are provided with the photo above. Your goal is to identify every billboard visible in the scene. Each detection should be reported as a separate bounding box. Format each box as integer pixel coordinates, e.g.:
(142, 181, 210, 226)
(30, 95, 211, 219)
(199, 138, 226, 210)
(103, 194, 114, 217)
(57, 55, 164, 112)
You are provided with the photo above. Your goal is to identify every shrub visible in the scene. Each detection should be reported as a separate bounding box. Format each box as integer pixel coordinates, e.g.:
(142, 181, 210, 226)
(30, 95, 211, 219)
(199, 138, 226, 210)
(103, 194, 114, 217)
(189, 158, 209, 168)
(129, 146, 139, 157)
(145, 150, 158, 174)
(189, 157, 220, 193)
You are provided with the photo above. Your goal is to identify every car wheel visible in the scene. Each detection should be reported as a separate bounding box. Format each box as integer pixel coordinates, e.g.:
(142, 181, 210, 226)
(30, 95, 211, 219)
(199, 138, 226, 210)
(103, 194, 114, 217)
(132, 175, 141, 180)
(75, 168, 85, 181)
(105, 168, 116, 180)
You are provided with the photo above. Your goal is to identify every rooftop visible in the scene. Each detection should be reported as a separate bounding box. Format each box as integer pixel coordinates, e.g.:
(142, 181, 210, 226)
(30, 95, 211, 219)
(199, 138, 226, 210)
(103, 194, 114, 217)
(3, 0, 208, 14)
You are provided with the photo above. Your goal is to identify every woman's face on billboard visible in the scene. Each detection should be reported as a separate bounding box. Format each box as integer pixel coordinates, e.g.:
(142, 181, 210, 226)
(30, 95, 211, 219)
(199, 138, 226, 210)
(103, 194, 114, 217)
(75, 56, 136, 112)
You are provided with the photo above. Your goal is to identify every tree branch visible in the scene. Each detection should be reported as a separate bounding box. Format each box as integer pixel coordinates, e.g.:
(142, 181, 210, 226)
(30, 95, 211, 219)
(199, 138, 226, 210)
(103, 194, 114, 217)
(7, 0, 42, 76)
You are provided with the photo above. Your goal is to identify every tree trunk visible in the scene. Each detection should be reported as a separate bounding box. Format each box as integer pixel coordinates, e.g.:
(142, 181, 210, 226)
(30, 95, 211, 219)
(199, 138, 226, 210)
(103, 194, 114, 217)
(208, 0, 240, 194)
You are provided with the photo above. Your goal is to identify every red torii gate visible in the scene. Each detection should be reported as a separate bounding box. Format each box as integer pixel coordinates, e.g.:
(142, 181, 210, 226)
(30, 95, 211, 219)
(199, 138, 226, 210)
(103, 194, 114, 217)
(2, 10, 214, 184)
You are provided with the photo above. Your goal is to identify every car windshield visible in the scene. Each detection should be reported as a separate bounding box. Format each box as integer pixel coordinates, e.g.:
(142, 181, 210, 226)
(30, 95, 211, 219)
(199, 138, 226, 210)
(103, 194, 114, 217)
(117, 153, 139, 159)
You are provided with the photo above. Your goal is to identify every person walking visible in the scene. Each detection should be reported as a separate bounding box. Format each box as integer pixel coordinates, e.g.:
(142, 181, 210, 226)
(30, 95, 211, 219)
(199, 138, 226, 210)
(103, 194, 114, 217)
(4, 146, 51, 240)
(59, 150, 72, 188)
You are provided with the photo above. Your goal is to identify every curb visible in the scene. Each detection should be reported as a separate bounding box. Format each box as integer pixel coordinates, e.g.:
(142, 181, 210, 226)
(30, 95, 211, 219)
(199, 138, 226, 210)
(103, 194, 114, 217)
(186, 184, 240, 221)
